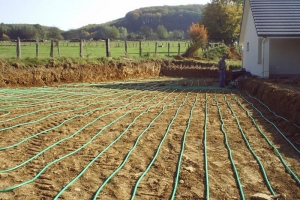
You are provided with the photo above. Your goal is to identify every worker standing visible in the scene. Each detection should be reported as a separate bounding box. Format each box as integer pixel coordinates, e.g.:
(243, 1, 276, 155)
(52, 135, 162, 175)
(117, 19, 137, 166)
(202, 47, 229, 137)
(218, 55, 227, 87)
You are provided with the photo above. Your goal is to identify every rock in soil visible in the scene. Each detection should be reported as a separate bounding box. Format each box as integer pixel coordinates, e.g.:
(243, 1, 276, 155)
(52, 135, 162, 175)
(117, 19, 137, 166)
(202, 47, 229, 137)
(250, 193, 282, 200)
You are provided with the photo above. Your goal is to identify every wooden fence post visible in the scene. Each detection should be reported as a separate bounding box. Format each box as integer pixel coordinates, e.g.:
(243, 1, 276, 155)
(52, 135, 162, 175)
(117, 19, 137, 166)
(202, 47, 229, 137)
(57, 41, 60, 57)
(36, 42, 39, 58)
(178, 43, 181, 55)
(80, 40, 84, 57)
(125, 40, 128, 56)
(168, 43, 170, 57)
(17, 37, 21, 58)
(139, 41, 142, 57)
(50, 40, 54, 57)
(106, 39, 111, 57)
(155, 42, 158, 55)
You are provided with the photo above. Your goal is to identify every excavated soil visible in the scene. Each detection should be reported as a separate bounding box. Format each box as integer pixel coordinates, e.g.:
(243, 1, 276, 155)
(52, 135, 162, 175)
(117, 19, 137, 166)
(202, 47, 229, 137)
(0, 61, 299, 200)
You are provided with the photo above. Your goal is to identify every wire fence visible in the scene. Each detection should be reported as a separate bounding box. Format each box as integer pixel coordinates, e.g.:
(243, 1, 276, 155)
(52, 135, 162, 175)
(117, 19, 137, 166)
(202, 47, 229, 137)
(0, 40, 193, 59)
(0, 39, 225, 59)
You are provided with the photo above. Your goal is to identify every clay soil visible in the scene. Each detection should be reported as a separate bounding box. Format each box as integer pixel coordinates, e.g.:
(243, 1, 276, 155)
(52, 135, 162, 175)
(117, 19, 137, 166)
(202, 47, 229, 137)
(0, 61, 299, 200)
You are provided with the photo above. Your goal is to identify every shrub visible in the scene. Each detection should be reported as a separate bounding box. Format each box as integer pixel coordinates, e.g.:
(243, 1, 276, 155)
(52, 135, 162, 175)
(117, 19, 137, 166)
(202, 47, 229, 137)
(183, 23, 208, 57)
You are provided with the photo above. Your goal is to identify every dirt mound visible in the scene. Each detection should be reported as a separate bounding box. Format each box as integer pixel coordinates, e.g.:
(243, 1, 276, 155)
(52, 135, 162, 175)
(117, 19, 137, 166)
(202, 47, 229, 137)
(0, 61, 162, 87)
(239, 77, 300, 126)
(160, 60, 233, 79)
(0, 60, 236, 88)
(226, 46, 241, 60)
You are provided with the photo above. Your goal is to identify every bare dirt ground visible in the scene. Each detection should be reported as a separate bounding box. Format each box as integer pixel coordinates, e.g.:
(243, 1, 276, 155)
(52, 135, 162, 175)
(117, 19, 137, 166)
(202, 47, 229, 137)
(0, 62, 299, 200)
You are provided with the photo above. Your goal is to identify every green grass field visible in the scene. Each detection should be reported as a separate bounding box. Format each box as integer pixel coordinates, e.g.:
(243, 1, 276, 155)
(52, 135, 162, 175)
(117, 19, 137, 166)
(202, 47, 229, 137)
(0, 41, 190, 59)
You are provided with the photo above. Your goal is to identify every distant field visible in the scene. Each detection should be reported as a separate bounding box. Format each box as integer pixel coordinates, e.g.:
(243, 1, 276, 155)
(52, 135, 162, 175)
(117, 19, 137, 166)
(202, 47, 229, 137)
(0, 40, 190, 58)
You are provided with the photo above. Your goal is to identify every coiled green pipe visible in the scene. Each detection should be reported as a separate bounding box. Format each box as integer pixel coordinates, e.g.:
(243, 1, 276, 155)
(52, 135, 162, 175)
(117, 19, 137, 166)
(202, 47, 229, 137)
(131, 91, 198, 200)
(204, 93, 209, 199)
(92, 90, 186, 199)
(0, 89, 148, 173)
(54, 89, 174, 199)
(238, 91, 300, 154)
(245, 91, 300, 130)
(0, 89, 155, 192)
(170, 91, 197, 200)
(232, 93, 300, 184)
(214, 93, 245, 199)
(225, 92, 275, 195)
(0, 90, 135, 151)
(0, 88, 123, 123)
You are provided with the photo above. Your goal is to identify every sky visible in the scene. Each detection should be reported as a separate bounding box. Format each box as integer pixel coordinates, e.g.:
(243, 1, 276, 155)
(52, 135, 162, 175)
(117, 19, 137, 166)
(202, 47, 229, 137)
(0, 0, 210, 31)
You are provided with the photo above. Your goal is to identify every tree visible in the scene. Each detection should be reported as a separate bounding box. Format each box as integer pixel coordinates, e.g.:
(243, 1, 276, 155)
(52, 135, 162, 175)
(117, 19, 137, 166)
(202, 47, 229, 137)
(0, 23, 9, 38)
(140, 26, 153, 39)
(127, 32, 137, 40)
(189, 23, 208, 48)
(148, 32, 159, 40)
(79, 30, 90, 39)
(47, 27, 64, 40)
(201, 0, 242, 44)
(169, 30, 184, 40)
(1, 33, 10, 40)
(62, 29, 80, 40)
(156, 25, 168, 39)
(107, 26, 120, 39)
(211, 0, 243, 5)
(118, 27, 128, 40)
(183, 23, 208, 57)
(21, 25, 38, 39)
(7, 26, 22, 39)
(93, 26, 109, 39)
(34, 24, 46, 40)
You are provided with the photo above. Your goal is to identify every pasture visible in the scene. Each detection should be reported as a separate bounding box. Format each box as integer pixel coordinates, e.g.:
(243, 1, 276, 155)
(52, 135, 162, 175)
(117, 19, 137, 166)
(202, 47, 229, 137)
(0, 40, 190, 58)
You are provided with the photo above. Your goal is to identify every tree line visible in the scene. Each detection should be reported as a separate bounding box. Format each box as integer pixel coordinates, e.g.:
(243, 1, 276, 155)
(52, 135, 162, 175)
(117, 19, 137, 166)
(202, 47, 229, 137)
(0, 0, 242, 45)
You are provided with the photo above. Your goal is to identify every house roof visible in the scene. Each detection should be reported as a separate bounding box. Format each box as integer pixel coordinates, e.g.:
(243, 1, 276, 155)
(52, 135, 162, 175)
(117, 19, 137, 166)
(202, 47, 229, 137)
(250, 0, 300, 37)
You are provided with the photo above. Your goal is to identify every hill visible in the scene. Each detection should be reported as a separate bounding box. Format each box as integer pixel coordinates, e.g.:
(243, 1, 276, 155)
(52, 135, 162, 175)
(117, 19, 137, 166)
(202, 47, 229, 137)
(107, 4, 205, 32)
(0, 4, 206, 40)
(78, 4, 206, 40)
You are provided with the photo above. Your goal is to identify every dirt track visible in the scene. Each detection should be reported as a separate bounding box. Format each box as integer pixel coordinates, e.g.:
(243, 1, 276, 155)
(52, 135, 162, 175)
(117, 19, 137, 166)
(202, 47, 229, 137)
(0, 61, 300, 199)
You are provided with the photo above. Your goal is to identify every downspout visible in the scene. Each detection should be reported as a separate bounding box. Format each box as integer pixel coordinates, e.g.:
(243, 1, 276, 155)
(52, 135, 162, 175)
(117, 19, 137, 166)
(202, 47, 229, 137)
(262, 37, 266, 78)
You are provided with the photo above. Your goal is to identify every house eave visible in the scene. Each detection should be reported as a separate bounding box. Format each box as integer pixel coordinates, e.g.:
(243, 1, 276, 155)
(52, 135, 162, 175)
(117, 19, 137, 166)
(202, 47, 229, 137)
(258, 34, 300, 38)
(239, 0, 249, 45)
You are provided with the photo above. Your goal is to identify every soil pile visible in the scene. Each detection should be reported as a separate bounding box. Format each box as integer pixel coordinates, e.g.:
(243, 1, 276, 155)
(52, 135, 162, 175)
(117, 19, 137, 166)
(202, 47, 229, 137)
(239, 77, 300, 126)
(0, 60, 162, 87)
(0, 60, 231, 87)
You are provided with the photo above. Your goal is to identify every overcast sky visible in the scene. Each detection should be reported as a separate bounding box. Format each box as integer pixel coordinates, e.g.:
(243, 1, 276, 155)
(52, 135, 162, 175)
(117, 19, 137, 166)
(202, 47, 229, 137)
(0, 0, 210, 31)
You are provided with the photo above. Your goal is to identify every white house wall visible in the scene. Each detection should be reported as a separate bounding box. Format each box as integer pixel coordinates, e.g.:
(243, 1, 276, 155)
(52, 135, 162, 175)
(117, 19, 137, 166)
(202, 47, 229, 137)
(269, 39, 300, 77)
(242, 6, 264, 77)
(262, 38, 270, 78)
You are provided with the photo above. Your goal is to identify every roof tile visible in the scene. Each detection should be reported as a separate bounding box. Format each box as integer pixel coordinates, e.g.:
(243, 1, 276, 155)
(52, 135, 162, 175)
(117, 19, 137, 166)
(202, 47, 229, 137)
(250, 0, 300, 36)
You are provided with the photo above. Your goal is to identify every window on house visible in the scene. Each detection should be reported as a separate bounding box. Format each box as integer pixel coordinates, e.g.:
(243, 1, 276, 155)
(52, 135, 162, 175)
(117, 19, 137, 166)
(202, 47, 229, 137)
(246, 42, 249, 51)
(258, 38, 262, 64)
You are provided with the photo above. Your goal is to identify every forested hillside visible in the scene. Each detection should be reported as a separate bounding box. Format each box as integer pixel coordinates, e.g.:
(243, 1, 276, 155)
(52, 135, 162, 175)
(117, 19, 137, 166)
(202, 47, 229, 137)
(79, 4, 205, 40)
(0, 4, 206, 41)
(109, 5, 205, 32)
